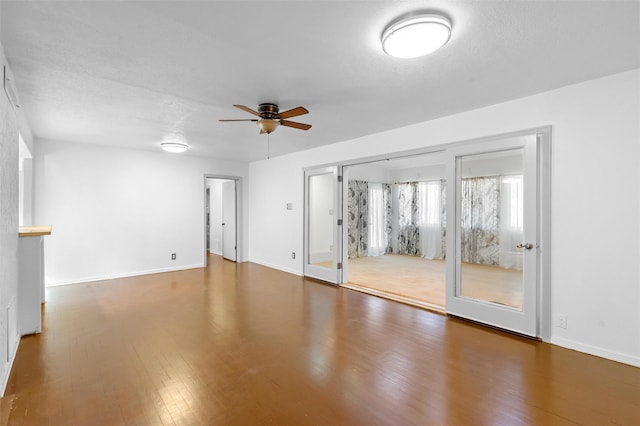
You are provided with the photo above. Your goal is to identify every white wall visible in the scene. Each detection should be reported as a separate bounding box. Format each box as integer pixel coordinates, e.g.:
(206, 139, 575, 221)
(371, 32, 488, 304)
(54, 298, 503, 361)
(249, 69, 640, 366)
(0, 43, 21, 395)
(390, 164, 446, 183)
(33, 140, 249, 285)
(346, 163, 390, 183)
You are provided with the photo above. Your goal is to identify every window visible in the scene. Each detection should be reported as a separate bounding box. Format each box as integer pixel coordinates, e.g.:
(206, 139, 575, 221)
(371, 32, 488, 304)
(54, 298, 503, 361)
(501, 176, 523, 229)
(368, 183, 386, 257)
(418, 181, 441, 226)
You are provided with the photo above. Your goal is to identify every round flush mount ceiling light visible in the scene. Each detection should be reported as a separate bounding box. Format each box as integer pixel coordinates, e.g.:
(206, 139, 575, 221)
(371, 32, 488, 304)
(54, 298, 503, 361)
(382, 13, 452, 59)
(161, 142, 190, 153)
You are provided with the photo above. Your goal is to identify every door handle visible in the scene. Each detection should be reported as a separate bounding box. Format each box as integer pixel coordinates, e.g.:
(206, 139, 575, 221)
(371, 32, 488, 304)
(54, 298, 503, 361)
(516, 243, 534, 250)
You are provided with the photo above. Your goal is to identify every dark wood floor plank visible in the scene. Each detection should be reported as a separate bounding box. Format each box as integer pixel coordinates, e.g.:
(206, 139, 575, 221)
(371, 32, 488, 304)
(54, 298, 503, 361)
(1, 254, 638, 425)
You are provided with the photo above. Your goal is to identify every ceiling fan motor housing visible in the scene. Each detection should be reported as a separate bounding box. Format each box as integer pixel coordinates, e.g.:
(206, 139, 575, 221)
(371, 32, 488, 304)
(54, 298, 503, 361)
(258, 103, 279, 119)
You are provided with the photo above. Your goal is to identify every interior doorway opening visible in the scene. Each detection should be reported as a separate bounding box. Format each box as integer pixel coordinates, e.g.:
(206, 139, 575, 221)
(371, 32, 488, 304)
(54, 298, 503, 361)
(205, 177, 238, 265)
(343, 152, 449, 311)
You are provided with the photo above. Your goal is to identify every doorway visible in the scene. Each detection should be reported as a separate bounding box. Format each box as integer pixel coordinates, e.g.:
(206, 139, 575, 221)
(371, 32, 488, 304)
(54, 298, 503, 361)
(205, 177, 238, 264)
(342, 152, 448, 311)
(304, 129, 550, 338)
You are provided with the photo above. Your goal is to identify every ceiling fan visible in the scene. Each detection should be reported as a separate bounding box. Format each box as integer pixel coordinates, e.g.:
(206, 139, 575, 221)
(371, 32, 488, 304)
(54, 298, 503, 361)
(219, 103, 312, 134)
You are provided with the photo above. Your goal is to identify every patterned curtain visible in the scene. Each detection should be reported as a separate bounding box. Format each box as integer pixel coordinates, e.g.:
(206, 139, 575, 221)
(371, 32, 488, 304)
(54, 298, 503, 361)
(397, 182, 421, 255)
(383, 183, 393, 254)
(460, 177, 500, 265)
(347, 180, 368, 258)
(440, 181, 447, 256)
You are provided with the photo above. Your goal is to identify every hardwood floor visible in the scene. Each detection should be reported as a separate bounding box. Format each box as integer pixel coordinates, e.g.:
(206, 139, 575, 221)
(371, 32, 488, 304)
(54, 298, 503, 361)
(1, 255, 638, 425)
(347, 254, 522, 309)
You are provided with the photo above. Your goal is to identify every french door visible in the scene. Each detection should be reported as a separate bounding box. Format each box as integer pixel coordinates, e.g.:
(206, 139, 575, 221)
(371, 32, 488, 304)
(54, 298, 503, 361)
(303, 132, 545, 337)
(446, 135, 539, 336)
(303, 166, 342, 284)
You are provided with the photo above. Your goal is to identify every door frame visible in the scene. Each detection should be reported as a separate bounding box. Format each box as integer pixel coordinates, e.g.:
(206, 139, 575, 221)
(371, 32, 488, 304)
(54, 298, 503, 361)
(203, 174, 242, 266)
(331, 126, 552, 341)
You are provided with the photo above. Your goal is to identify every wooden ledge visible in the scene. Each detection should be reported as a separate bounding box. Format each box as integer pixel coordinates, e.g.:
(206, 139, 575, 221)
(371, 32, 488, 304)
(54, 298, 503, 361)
(19, 225, 52, 237)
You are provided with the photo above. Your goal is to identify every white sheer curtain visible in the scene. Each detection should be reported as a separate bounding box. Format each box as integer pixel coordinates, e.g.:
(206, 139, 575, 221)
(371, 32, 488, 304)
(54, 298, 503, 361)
(499, 175, 524, 270)
(418, 181, 445, 259)
(368, 183, 386, 257)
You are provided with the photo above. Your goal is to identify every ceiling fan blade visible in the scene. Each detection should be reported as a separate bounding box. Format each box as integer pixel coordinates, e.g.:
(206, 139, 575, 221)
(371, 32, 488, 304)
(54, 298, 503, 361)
(278, 106, 309, 120)
(280, 120, 312, 130)
(233, 104, 261, 117)
(219, 119, 259, 122)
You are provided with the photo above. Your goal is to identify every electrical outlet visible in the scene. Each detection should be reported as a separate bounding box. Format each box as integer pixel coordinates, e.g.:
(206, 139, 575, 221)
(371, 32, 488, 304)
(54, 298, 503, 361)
(291, 252, 296, 259)
(557, 315, 567, 329)
(171, 253, 176, 260)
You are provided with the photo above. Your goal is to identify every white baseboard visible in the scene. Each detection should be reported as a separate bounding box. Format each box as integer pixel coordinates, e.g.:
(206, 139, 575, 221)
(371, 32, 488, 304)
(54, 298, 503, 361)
(45, 263, 205, 287)
(208, 249, 223, 256)
(551, 336, 640, 367)
(1, 332, 20, 397)
(247, 258, 302, 277)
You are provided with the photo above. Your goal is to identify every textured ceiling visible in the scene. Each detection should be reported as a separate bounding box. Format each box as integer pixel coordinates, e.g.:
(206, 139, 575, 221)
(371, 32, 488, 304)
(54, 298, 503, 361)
(1, 1, 639, 162)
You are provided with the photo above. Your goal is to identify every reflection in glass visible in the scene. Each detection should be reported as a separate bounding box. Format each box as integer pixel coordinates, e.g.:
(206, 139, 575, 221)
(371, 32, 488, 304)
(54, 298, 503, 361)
(459, 149, 524, 310)
(308, 173, 335, 268)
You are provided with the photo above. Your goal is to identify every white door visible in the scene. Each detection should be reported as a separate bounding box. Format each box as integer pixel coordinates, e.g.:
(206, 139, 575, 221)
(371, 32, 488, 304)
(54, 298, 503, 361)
(304, 166, 342, 284)
(446, 135, 538, 337)
(222, 180, 237, 261)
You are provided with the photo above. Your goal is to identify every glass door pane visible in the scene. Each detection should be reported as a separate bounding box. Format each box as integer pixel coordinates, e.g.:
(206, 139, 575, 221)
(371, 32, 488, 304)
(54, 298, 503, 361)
(459, 149, 524, 310)
(308, 173, 335, 269)
(304, 166, 342, 284)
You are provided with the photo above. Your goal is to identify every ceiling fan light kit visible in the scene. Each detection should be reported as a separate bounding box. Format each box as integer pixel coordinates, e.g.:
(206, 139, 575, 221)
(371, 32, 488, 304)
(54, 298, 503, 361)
(382, 13, 452, 58)
(161, 142, 189, 153)
(258, 119, 279, 134)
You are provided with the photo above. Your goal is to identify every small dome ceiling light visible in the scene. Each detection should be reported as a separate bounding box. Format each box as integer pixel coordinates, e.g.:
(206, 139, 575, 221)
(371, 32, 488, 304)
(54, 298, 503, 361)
(161, 142, 189, 153)
(382, 13, 452, 59)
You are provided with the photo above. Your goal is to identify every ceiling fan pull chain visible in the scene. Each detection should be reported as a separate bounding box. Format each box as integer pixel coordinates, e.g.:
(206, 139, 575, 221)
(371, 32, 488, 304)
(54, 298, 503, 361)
(267, 133, 270, 160)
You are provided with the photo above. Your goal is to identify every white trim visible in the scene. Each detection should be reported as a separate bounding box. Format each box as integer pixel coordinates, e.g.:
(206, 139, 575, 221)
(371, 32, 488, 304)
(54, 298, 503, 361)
(45, 264, 204, 287)
(0, 331, 20, 397)
(209, 249, 223, 256)
(248, 258, 302, 277)
(537, 129, 552, 342)
(551, 336, 640, 368)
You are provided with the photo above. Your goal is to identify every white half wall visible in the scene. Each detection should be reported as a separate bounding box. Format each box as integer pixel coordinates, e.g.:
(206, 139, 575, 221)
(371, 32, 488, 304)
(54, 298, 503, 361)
(33, 140, 249, 285)
(248, 69, 640, 366)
